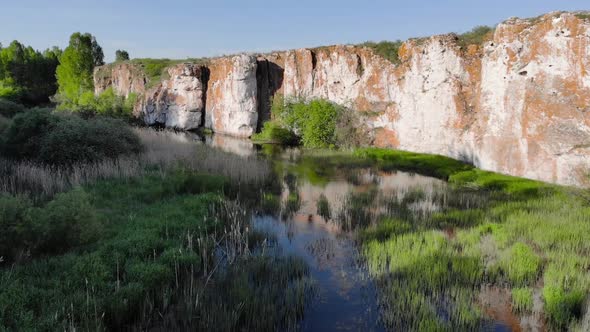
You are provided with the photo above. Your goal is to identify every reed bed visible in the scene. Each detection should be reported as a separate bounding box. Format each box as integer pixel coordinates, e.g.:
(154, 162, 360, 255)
(0, 128, 271, 200)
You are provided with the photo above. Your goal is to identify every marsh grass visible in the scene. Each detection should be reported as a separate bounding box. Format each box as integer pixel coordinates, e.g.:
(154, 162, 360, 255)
(0, 170, 312, 331)
(301, 148, 590, 330)
(1, 128, 271, 201)
(512, 287, 534, 312)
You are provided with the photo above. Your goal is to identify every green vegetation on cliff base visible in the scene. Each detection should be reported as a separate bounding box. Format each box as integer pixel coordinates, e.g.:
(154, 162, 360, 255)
(348, 148, 589, 330)
(253, 96, 370, 148)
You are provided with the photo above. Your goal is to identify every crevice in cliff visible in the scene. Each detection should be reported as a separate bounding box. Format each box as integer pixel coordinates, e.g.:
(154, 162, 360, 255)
(311, 50, 318, 92)
(256, 58, 284, 132)
(201, 66, 211, 128)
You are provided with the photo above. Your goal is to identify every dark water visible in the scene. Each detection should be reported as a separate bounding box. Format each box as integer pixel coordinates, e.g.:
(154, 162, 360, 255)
(191, 133, 528, 331)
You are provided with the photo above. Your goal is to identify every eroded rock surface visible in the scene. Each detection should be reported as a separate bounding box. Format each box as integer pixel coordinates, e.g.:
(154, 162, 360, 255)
(93, 63, 147, 97)
(204, 54, 258, 137)
(94, 12, 590, 186)
(135, 64, 206, 130)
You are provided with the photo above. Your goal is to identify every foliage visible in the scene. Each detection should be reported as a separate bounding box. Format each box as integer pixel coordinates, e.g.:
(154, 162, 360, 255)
(0, 170, 311, 330)
(358, 40, 404, 64)
(0, 98, 25, 117)
(56, 32, 104, 107)
(1, 108, 142, 165)
(0, 189, 99, 262)
(457, 26, 495, 48)
(274, 98, 343, 148)
(115, 49, 130, 62)
(1, 108, 59, 160)
(0, 115, 9, 137)
(76, 88, 137, 117)
(252, 121, 299, 145)
(0, 41, 61, 104)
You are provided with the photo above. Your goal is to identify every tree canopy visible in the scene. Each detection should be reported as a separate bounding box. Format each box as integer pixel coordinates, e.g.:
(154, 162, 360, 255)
(55, 32, 104, 106)
(0, 41, 61, 104)
(115, 50, 130, 62)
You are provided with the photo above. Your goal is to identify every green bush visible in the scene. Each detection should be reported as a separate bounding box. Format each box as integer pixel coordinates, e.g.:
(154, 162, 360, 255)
(74, 88, 137, 118)
(359, 40, 404, 64)
(0, 98, 25, 118)
(0, 189, 100, 261)
(277, 98, 342, 148)
(252, 121, 299, 145)
(0, 194, 33, 262)
(32, 188, 101, 255)
(2, 109, 142, 165)
(258, 96, 369, 148)
(38, 116, 142, 165)
(0, 114, 10, 137)
(2, 108, 59, 160)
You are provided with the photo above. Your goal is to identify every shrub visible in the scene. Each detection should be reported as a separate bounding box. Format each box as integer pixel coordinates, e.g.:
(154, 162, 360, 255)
(359, 40, 404, 64)
(283, 99, 342, 148)
(32, 188, 101, 255)
(0, 194, 33, 262)
(0, 114, 10, 137)
(252, 121, 299, 145)
(2, 108, 59, 160)
(0, 189, 100, 261)
(0, 98, 26, 117)
(38, 116, 143, 165)
(2, 109, 142, 165)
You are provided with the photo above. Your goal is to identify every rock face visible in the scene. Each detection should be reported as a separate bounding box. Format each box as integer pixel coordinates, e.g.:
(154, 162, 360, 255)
(135, 64, 206, 130)
(93, 63, 147, 97)
(204, 54, 258, 137)
(93, 12, 590, 186)
(262, 13, 590, 187)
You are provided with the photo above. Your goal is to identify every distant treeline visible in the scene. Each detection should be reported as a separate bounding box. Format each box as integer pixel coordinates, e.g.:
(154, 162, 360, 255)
(0, 41, 61, 105)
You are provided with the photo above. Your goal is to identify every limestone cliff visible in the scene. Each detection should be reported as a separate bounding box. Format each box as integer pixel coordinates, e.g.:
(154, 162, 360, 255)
(204, 54, 258, 137)
(135, 64, 206, 130)
(93, 11, 590, 186)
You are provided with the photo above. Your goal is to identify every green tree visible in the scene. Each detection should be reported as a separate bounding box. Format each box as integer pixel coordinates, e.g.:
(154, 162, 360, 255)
(115, 49, 130, 61)
(0, 41, 61, 104)
(56, 33, 104, 106)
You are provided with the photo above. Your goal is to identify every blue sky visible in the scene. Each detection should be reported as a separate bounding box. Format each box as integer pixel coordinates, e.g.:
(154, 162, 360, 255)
(1, 0, 588, 62)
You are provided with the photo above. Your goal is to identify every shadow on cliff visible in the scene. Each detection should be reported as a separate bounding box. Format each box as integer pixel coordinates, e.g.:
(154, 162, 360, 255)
(256, 59, 284, 131)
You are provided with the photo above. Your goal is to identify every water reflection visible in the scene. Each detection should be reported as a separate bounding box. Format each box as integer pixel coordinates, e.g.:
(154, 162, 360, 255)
(168, 132, 530, 331)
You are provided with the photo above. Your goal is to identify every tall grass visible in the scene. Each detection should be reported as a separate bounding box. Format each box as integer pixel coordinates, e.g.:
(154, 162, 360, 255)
(0, 171, 312, 330)
(302, 148, 590, 330)
(1, 128, 271, 200)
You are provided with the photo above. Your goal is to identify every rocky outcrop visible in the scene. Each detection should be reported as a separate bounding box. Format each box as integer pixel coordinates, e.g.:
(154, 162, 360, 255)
(93, 63, 147, 97)
(93, 11, 590, 186)
(204, 54, 258, 137)
(134, 64, 206, 130)
(262, 12, 590, 187)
